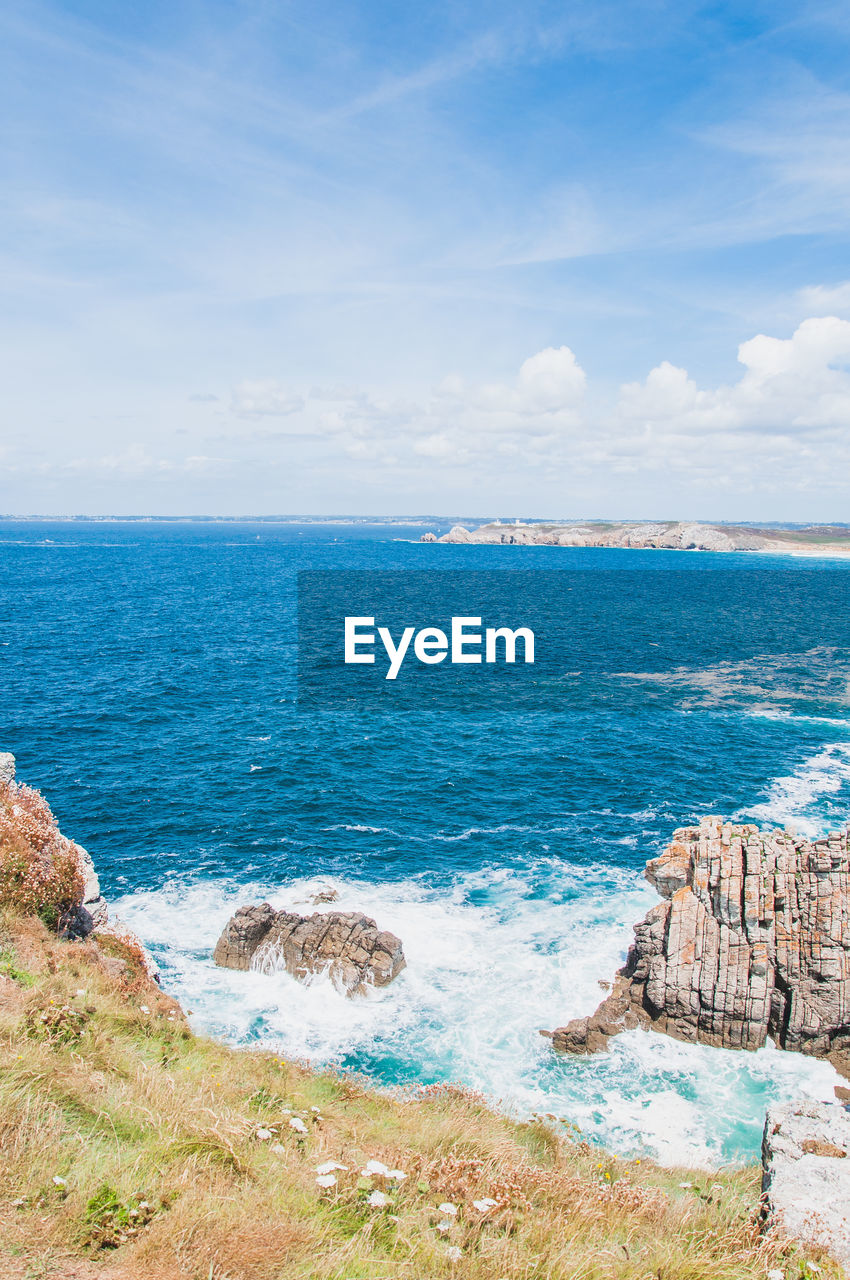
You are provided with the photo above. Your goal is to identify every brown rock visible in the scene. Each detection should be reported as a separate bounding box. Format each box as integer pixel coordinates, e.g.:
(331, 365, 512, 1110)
(550, 817, 850, 1059)
(213, 904, 405, 995)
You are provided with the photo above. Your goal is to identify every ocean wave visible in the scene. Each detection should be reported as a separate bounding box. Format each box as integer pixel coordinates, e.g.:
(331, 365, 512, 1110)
(738, 742, 850, 835)
(112, 862, 839, 1167)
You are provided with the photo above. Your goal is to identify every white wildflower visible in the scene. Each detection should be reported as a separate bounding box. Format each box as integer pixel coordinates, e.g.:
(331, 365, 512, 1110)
(289, 1116, 308, 1134)
(52, 1176, 67, 1188)
(437, 1202, 458, 1216)
(436, 1219, 452, 1235)
(445, 1245, 462, 1262)
(310, 1106, 321, 1113)
(270, 1143, 286, 1155)
(386, 1169, 406, 1181)
(678, 1181, 692, 1189)
(366, 1190, 391, 1208)
(316, 1160, 348, 1175)
(767, 1271, 784, 1280)
(315, 1174, 337, 1188)
(361, 1159, 390, 1177)
(139, 1005, 150, 1014)
(255, 1127, 273, 1141)
(472, 1197, 498, 1213)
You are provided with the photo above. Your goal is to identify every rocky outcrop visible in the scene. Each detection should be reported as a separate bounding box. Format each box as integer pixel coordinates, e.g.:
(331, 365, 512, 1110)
(762, 1100, 850, 1269)
(0, 753, 15, 784)
(423, 520, 850, 555)
(60, 842, 109, 937)
(213, 904, 406, 996)
(546, 817, 850, 1071)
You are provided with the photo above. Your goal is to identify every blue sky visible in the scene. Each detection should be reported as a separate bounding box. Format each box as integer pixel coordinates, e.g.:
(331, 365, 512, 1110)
(3, 0, 850, 517)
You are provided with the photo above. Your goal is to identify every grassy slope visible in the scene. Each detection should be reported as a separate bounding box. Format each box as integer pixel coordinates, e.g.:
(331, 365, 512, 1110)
(0, 913, 838, 1280)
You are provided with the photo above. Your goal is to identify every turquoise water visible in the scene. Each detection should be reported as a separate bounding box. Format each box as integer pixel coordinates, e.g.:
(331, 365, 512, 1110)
(2, 520, 850, 1166)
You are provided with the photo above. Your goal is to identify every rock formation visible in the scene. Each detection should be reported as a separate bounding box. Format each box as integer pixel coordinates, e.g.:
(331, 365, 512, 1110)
(422, 519, 850, 555)
(545, 817, 850, 1072)
(762, 1100, 850, 1269)
(0, 752, 15, 785)
(60, 842, 109, 937)
(213, 904, 406, 996)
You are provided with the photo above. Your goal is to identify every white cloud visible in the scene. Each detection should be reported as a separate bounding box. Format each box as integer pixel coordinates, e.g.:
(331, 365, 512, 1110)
(8, 320, 850, 509)
(516, 346, 587, 412)
(617, 317, 850, 439)
(797, 281, 850, 315)
(231, 381, 305, 417)
(211, 321, 850, 493)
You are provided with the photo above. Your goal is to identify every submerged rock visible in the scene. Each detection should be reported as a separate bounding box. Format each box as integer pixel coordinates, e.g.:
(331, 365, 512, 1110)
(213, 905, 406, 995)
(548, 816, 850, 1068)
(762, 1100, 850, 1269)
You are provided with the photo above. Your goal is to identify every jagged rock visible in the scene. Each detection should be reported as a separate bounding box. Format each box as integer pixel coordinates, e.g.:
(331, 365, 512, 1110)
(310, 886, 340, 904)
(213, 904, 406, 995)
(762, 1101, 850, 1269)
(0, 752, 15, 784)
(76, 843, 108, 928)
(56, 843, 108, 938)
(549, 817, 850, 1066)
(419, 532, 437, 542)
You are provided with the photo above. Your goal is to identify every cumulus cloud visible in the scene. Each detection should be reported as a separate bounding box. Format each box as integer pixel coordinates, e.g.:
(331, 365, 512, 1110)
(619, 316, 850, 437)
(172, 316, 850, 495)
(516, 345, 587, 412)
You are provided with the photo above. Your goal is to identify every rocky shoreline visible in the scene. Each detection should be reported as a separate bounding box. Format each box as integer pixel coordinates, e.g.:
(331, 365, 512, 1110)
(422, 519, 850, 555)
(4, 750, 850, 1268)
(541, 814, 850, 1268)
(543, 816, 850, 1079)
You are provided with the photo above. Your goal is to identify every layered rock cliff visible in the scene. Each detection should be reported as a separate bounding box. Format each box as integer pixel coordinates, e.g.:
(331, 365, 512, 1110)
(546, 817, 850, 1075)
(213, 903, 406, 995)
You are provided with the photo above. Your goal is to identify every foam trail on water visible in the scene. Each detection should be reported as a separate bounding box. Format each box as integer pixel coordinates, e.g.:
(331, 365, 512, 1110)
(740, 742, 850, 835)
(113, 860, 840, 1168)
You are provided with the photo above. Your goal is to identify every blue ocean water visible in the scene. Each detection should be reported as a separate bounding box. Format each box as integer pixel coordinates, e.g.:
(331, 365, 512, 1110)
(3, 520, 850, 1167)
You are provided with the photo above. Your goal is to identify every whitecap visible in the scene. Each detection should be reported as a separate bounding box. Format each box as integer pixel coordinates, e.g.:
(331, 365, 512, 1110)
(111, 861, 842, 1167)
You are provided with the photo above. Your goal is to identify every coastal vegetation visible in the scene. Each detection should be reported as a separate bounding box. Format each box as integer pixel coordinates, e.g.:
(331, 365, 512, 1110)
(0, 774, 841, 1279)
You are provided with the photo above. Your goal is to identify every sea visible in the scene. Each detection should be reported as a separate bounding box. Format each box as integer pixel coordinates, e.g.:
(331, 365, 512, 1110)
(3, 518, 850, 1168)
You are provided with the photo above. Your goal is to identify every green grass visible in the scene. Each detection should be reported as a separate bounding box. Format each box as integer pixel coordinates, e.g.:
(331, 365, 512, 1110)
(0, 910, 841, 1280)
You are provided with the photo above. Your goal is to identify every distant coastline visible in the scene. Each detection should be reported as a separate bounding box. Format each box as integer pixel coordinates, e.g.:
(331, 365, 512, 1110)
(422, 519, 850, 557)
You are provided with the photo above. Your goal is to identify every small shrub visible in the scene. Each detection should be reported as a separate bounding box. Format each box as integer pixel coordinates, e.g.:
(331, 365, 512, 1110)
(0, 945, 34, 986)
(25, 1001, 89, 1045)
(82, 1182, 159, 1249)
(0, 781, 84, 928)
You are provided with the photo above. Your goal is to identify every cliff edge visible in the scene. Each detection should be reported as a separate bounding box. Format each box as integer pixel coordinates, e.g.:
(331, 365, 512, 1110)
(546, 816, 850, 1077)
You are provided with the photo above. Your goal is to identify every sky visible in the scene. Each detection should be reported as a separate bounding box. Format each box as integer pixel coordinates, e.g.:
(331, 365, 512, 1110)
(3, 0, 850, 518)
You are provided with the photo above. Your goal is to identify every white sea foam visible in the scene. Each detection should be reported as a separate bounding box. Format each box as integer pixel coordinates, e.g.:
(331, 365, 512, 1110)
(740, 742, 850, 835)
(113, 860, 840, 1168)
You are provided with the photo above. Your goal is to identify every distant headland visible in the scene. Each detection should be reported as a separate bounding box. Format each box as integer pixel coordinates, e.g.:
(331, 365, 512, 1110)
(422, 520, 850, 555)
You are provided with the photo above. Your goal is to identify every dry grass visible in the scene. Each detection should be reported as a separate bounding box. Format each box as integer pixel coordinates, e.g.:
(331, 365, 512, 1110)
(0, 912, 840, 1280)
